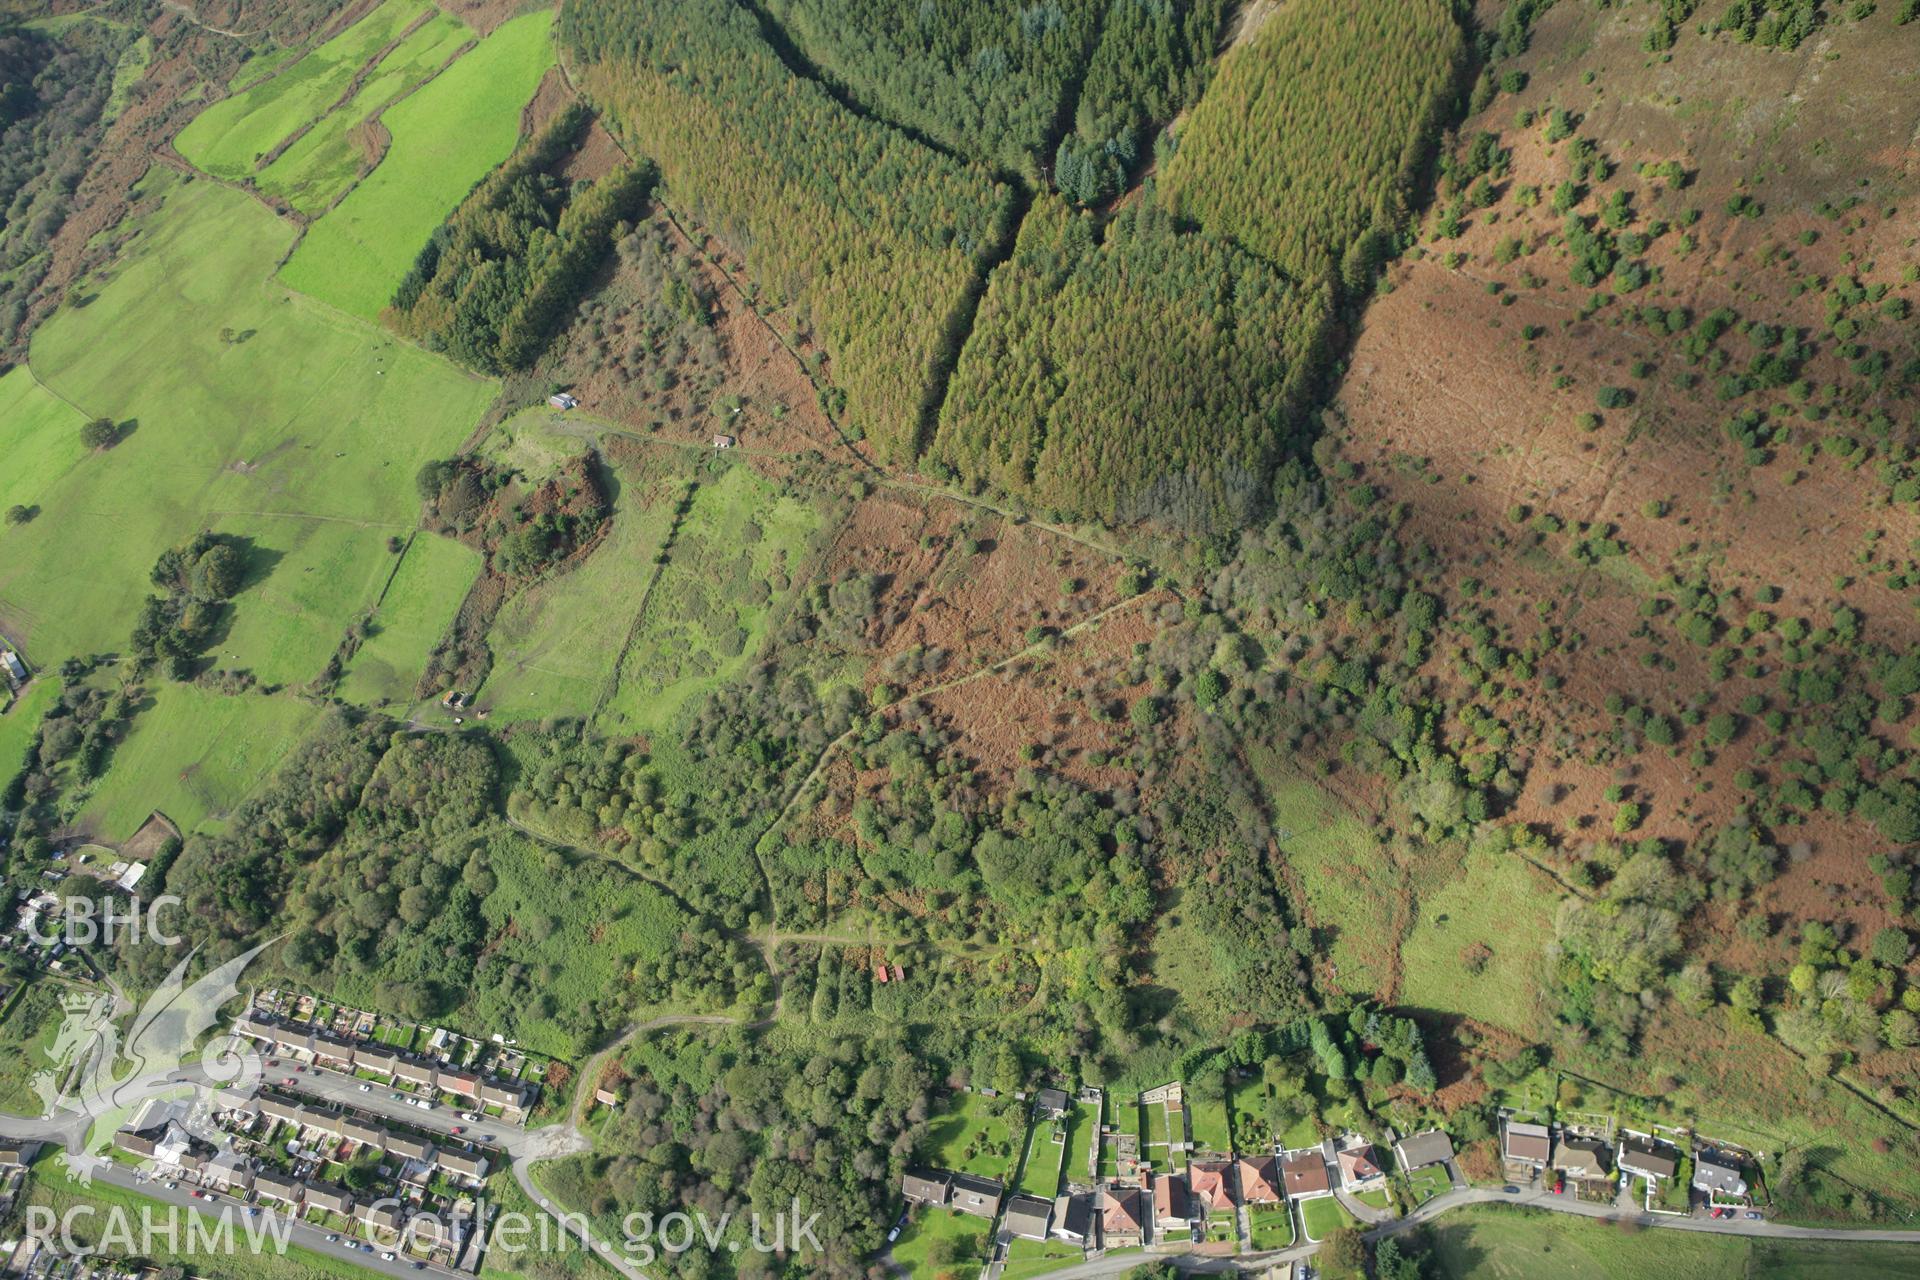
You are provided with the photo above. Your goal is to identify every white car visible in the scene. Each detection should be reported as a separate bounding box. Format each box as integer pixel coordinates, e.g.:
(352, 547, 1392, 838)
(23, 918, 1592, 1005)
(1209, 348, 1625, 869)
(359, 1083, 372, 1092)
(382, 1252, 396, 1262)
(459, 1112, 480, 1123)
(412, 1098, 432, 1110)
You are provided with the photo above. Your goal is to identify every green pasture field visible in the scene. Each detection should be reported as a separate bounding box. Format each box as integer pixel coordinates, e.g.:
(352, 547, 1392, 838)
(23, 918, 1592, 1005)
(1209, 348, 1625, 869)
(480, 435, 694, 721)
(1424, 1204, 1920, 1279)
(924, 1090, 1022, 1183)
(211, 514, 408, 687)
(338, 532, 481, 706)
(1398, 844, 1560, 1037)
(77, 684, 321, 841)
(1260, 761, 1401, 996)
(0, 679, 59, 779)
(597, 460, 821, 736)
(0, 364, 87, 536)
(174, 0, 432, 180)
(279, 10, 555, 319)
(2, 171, 496, 670)
(256, 10, 474, 215)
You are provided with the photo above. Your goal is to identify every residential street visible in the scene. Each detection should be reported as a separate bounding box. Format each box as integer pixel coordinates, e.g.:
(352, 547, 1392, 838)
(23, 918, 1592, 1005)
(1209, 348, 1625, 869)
(55, 1160, 466, 1280)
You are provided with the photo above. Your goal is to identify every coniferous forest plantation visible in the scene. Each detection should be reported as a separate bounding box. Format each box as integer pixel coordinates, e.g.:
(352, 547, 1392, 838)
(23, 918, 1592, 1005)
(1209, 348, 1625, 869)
(3, 2, 1920, 1279)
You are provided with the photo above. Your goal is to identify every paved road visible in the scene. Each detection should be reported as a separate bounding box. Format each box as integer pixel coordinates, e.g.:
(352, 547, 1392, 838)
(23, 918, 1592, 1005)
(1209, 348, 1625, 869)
(1008, 1183, 1920, 1280)
(49, 1159, 463, 1280)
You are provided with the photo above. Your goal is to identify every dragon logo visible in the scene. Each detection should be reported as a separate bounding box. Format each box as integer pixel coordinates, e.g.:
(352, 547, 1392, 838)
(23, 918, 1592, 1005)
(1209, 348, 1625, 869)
(32, 939, 277, 1185)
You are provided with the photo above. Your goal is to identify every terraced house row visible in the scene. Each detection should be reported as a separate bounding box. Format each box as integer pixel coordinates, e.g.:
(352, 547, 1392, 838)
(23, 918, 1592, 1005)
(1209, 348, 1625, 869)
(233, 1013, 535, 1114)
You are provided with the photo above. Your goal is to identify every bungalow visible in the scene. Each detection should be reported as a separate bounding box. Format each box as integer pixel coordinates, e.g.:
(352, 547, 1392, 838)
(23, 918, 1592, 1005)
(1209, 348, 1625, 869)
(205, 1151, 253, 1194)
(1188, 1160, 1235, 1215)
(386, 1133, 436, 1164)
(303, 1181, 355, 1216)
(711, 434, 736, 450)
(310, 1033, 357, 1068)
(1277, 1151, 1328, 1202)
(1152, 1171, 1190, 1234)
(0, 1140, 41, 1167)
(1100, 1186, 1144, 1246)
(253, 1170, 302, 1207)
(296, 1105, 343, 1137)
(357, 1046, 400, 1077)
(1336, 1143, 1385, 1190)
(949, 1172, 1003, 1219)
(112, 1130, 159, 1159)
(1239, 1154, 1284, 1205)
(593, 1088, 623, 1110)
(1034, 1087, 1069, 1119)
(341, 1118, 388, 1150)
(549, 393, 579, 411)
(436, 1149, 490, 1184)
(1, 651, 26, 685)
(357, 1201, 406, 1235)
(1552, 1136, 1613, 1187)
(1618, 1137, 1678, 1183)
(1052, 1192, 1092, 1244)
(901, 1170, 952, 1207)
(1692, 1150, 1748, 1199)
(480, 1078, 532, 1111)
(438, 1069, 480, 1099)
(255, 1096, 303, 1130)
(1503, 1121, 1553, 1172)
(1393, 1130, 1455, 1172)
(394, 1060, 437, 1089)
(1003, 1195, 1053, 1241)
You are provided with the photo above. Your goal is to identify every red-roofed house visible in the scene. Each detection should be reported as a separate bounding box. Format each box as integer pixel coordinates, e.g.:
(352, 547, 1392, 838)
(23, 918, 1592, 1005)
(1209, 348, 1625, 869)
(874, 964, 890, 984)
(1101, 1187, 1143, 1246)
(1188, 1161, 1235, 1216)
(1237, 1155, 1283, 1205)
(1337, 1143, 1385, 1190)
(1152, 1171, 1190, 1234)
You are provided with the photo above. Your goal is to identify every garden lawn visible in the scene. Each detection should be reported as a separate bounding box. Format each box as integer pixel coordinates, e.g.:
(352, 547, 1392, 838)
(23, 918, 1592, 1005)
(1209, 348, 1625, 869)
(174, 0, 432, 180)
(4, 170, 496, 671)
(255, 9, 474, 214)
(1300, 1194, 1354, 1241)
(1061, 1100, 1097, 1183)
(1425, 1204, 1920, 1278)
(1002, 1237, 1083, 1278)
(1248, 1204, 1294, 1251)
(279, 10, 554, 319)
(1399, 843, 1560, 1037)
(1016, 1119, 1063, 1199)
(924, 1091, 1021, 1182)
(598, 461, 821, 736)
(1405, 1163, 1451, 1205)
(77, 685, 321, 841)
(338, 533, 482, 706)
(1186, 1082, 1233, 1155)
(889, 1205, 987, 1280)
(481, 436, 693, 721)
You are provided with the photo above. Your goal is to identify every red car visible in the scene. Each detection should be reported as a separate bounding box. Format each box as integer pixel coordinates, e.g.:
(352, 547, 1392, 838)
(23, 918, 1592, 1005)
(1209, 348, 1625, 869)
(294, 1065, 306, 1073)
(266, 1059, 278, 1067)
(1552, 1177, 1565, 1195)
(282, 1077, 296, 1085)
(191, 1190, 204, 1199)
(451, 1125, 465, 1134)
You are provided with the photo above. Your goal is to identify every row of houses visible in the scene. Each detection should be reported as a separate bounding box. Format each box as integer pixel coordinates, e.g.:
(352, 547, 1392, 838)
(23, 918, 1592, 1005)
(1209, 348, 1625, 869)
(233, 1012, 532, 1114)
(246, 1095, 490, 1184)
(1501, 1120, 1749, 1202)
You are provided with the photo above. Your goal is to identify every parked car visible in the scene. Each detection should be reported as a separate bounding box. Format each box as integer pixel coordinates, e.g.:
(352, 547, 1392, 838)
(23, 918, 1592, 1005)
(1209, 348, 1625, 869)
(1502, 1185, 1520, 1194)
(412, 1262, 425, 1271)
(451, 1125, 464, 1134)
(1552, 1177, 1565, 1194)
(886, 1226, 901, 1243)
(1745, 1211, 1763, 1220)
(267, 1059, 278, 1067)
(359, 1083, 372, 1092)
(190, 1190, 204, 1199)
(165, 1181, 178, 1190)
(294, 1065, 305, 1073)
(412, 1098, 432, 1110)
(459, 1112, 480, 1123)
(390, 1092, 405, 1101)
(326, 1236, 339, 1244)
(282, 1077, 296, 1086)
(382, 1252, 396, 1262)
